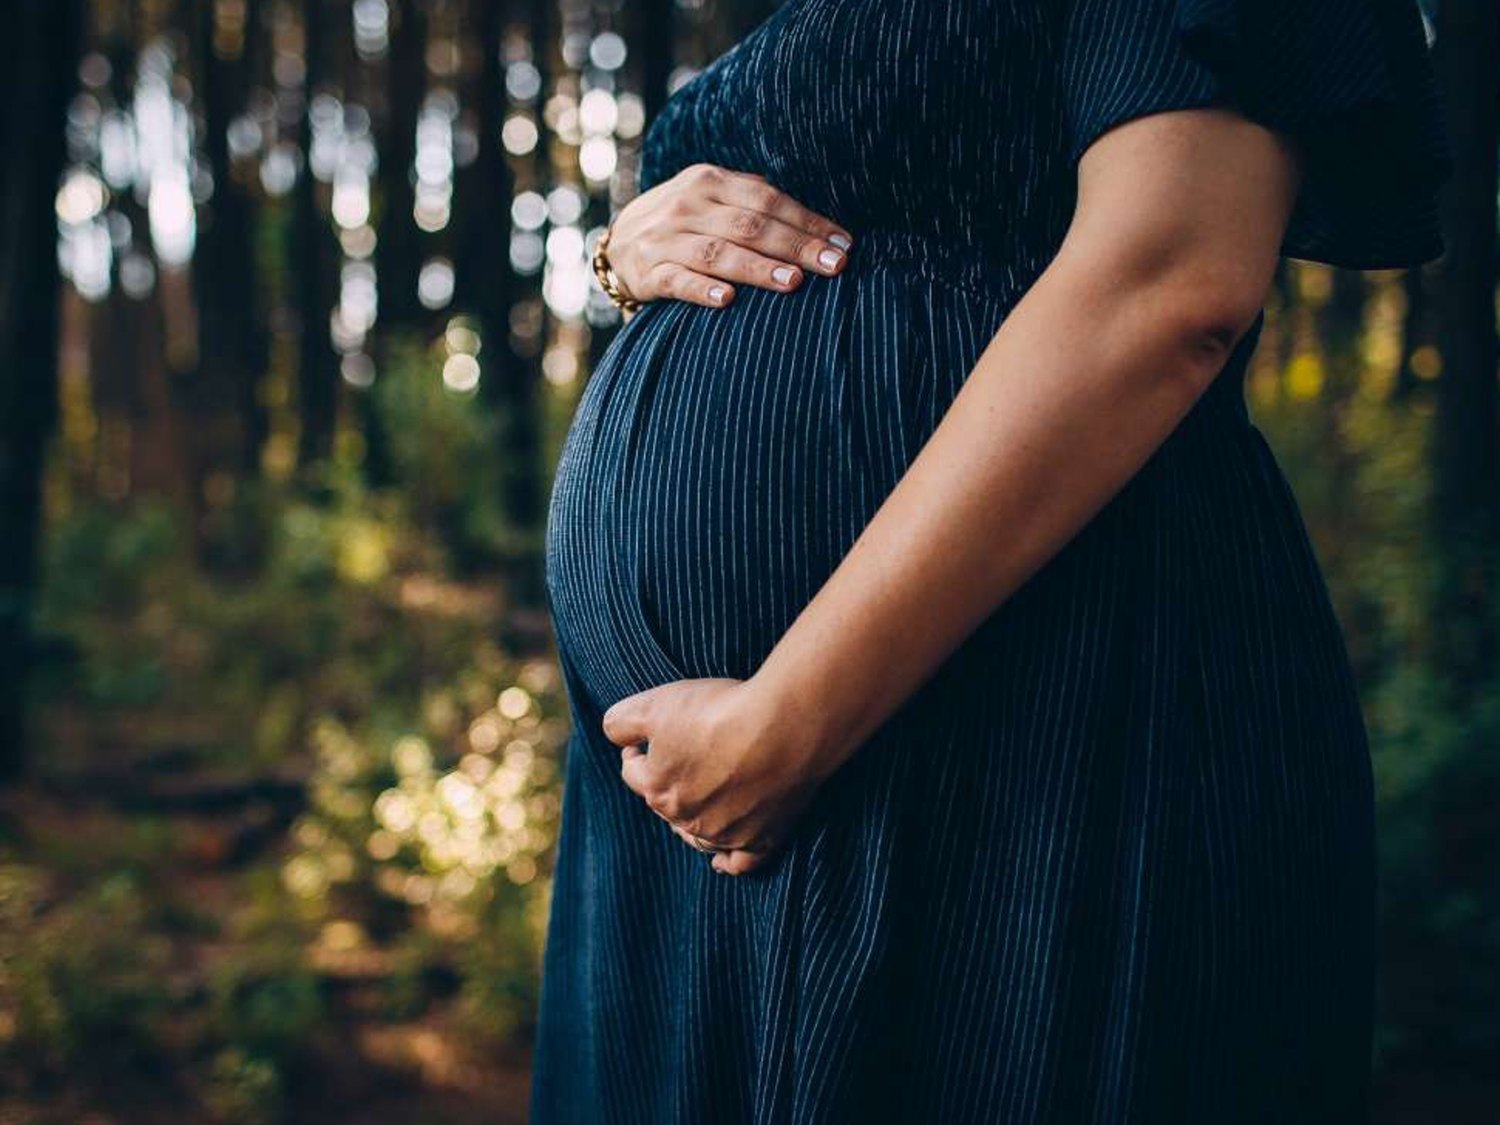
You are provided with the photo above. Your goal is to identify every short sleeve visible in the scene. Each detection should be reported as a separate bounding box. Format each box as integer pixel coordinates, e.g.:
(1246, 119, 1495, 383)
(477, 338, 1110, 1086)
(1061, 0, 1455, 270)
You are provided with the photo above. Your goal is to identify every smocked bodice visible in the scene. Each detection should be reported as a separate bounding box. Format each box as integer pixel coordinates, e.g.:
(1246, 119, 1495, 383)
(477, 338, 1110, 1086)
(637, 0, 1078, 305)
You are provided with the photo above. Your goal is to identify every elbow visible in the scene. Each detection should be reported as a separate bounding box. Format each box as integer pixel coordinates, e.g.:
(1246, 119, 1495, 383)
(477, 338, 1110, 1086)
(1160, 277, 1267, 388)
(1061, 203, 1277, 389)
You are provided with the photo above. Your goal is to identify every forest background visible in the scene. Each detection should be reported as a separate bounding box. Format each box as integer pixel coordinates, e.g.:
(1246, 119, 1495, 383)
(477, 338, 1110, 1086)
(0, 1, 1496, 1121)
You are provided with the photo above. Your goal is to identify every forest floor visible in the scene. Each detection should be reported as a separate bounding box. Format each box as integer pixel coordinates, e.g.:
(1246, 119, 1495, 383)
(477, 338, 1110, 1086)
(8, 767, 1499, 1125)
(2, 782, 534, 1125)
(2, 521, 554, 1125)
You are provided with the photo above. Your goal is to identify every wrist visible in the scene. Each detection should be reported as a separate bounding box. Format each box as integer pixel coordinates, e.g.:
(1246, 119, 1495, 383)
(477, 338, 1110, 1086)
(592, 221, 642, 314)
(739, 653, 861, 785)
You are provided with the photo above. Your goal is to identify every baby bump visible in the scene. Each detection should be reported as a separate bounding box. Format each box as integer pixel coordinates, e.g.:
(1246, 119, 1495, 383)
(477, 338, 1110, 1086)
(544, 267, 1006, 713)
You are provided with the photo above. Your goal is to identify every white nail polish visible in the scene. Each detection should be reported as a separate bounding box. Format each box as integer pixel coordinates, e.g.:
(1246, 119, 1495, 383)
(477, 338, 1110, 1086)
(709, 284, 726, 303)
(818, 249, 843, 271)
(772, 266, 796, 285)
(828, 233, 852, 251)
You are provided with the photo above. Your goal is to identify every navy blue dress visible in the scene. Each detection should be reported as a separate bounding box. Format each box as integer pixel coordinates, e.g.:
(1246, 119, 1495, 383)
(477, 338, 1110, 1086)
(533, 0, 1451, 1121)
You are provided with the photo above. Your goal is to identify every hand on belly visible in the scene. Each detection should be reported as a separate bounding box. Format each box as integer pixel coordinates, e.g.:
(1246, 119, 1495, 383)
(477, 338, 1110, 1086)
(601, 161, 853, 310)
(601, 675, 826, 875)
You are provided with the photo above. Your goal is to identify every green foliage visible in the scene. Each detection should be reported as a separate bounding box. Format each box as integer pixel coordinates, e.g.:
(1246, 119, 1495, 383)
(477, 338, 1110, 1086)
(34, 476, 477, 768)
(207, 958, 326, 1069)
(279, 648, 566, 1046)
(453, 892, 550, 1045)
(370, 330, 525, 569)
(204, 1046, 286, 1125)
(38, 498, 181, 617)
(31, 499, 181, 708)
(1257, 366, 1500, 1069)
(0, 866, 176, 1082)
(19, 453, 568, 1111)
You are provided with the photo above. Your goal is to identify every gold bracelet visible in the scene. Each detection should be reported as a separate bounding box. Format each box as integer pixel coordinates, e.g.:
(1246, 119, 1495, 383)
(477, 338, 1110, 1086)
(592, 222, 643, 315)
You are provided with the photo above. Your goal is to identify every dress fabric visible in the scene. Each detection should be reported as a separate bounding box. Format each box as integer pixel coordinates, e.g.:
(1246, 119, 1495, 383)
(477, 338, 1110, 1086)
(531, 0, 1450, 1122)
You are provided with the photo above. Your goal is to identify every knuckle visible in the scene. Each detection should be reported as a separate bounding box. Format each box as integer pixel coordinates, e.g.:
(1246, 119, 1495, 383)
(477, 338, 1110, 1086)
(731, 208, 767, 239)
(647, 262, 679, 296)
(788, 235, 811, 261)
(751, 183, 782, 212)
(697, 238, 724, 266)
(656, 787, 684, 821)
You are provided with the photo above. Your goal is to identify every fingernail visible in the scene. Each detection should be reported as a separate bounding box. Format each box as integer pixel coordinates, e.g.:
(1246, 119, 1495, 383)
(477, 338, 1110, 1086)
(708, 284, 726, 303)
(771, 265, 796, 286)
(828, 232, 852, 251)
(817, 248, 843, 272)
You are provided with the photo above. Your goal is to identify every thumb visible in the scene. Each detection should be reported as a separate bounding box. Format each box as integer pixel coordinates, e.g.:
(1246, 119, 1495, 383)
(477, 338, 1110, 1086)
(601, 689, 656, 748)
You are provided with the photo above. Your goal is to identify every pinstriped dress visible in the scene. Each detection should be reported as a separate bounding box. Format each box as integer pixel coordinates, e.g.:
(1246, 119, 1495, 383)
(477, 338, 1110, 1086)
(531, 0, 1451, 1121)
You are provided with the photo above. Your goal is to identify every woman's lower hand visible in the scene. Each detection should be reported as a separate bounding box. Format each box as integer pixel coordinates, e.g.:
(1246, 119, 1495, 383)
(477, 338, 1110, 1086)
(600, 675, 832, 875)
(605, 163, 854, 309)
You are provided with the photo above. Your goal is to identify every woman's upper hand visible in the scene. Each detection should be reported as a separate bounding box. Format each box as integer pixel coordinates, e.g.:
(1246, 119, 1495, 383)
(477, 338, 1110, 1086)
(605, 163, 855, 309)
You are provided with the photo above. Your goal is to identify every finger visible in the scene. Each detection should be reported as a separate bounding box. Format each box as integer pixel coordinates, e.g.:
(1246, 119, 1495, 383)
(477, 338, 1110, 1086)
(643, 262, 736, 308)
(620, 744, 658, 799)
(711, 848, 767, 876)
(710, 172, 854, 252)
(707, 209, 850, 279)
(669, 234, 812, 292)
(601, 687, 667, 747)
(670, 824, 718, 854)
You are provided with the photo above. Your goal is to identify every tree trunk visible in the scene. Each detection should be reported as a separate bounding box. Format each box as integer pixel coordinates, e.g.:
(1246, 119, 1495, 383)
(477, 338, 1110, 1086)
(187, 0, 268, 555)
(633, 0, 676, 123)
(1393, 264, 1434, 401)
(1433, 0, 1500, 528)
(457, 0, 545, 554)
(379, 0, 427, 331)
(293, 0, 340, 469)
(1431, 0, 1500, 697)
(0, 0, 82, 780)
(732, 0, 780, 39)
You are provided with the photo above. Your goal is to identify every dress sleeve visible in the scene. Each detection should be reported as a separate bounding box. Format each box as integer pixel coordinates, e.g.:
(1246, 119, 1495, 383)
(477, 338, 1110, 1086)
(1060, 0, 1455, 270)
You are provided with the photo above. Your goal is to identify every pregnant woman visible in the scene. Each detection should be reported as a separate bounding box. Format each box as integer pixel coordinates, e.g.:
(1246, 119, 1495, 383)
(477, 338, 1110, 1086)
(532, 0, 1451, 1121)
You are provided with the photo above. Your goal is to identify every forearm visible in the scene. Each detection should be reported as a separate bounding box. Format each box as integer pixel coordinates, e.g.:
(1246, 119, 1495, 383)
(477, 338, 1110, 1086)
(749, 249, 1260, 781)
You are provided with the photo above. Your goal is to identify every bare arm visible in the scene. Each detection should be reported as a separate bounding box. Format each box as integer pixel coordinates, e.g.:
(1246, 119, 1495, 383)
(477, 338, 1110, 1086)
(603, 106, 1303, 874)
(754, 107, 1300, 770)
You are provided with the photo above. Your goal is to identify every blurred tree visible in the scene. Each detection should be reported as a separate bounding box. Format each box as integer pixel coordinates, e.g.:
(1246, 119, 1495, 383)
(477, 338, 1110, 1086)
(379, 0, 427, 331)
(455, 0, 545, 548)
(1394, 263, 1436, 400)
(0, 0, 83, 777)
(188, 0, 271, 544)
(92, 4, 170, 498)
(453, 0, 514, 343)
(1433, 0, 1499, 689)
(517, 0, 555, 525)
(293, 0, 340, 467)
(731, 0, 780, 39)
(632, 0, 674, 122)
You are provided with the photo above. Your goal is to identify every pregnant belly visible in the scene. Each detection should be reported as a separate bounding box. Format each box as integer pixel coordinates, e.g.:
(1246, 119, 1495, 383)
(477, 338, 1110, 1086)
(544, 265, 1009, 713)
